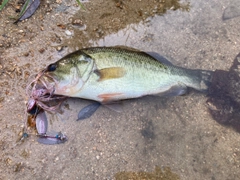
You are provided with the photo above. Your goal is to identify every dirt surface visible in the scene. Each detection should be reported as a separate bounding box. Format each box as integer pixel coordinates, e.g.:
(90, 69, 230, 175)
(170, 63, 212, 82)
(0, 0, 240, 179)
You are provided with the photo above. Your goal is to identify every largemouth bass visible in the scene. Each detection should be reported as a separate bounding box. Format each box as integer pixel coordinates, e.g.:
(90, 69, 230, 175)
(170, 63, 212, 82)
(41, 46, 212, 103)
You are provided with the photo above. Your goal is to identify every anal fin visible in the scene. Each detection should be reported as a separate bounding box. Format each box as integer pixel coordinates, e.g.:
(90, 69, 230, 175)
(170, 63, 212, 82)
(156, 85, 188, 97)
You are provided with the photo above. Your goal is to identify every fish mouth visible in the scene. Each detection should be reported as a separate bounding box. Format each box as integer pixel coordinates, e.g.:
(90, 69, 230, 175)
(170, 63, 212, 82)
(42, 73, 56, 86)
(31, 70, 58, 98)
(37, 70, 59, 90)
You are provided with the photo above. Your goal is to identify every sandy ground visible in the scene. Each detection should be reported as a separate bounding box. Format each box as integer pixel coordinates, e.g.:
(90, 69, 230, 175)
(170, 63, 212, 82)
(0, 0, 240, 179)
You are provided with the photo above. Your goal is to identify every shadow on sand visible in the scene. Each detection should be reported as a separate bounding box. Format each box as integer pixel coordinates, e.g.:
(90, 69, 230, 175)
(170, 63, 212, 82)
(207, 53, 240, 132)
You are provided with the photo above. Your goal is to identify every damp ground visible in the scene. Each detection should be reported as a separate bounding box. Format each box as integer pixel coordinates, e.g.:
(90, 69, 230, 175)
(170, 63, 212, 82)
(0, 0, 240, 179)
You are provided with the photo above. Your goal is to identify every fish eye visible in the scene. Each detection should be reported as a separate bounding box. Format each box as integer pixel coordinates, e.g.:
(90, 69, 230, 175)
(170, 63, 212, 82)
(47, 63, 57, 71)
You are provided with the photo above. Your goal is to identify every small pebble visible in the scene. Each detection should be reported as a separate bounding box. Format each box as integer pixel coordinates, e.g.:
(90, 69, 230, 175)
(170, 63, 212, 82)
(39, 48, 45, 53)
(65, 30, 72, 36)
(56, 46, 63, 51)
(56, 0, 62, 4)
(72, 19, 83, 26)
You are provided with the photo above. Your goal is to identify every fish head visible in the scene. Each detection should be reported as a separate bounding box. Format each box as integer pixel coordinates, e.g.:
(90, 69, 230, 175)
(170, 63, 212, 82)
(42, 51, 94, 95)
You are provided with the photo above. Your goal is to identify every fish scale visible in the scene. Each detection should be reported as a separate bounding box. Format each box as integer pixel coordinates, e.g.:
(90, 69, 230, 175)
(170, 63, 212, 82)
(83, 47, 168, 70)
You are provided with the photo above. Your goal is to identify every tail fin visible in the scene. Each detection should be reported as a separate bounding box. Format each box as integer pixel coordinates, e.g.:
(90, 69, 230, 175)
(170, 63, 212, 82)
(168, 65, 213, 94)
(187, 69, 213, 93)
(199, 70, 213, 92)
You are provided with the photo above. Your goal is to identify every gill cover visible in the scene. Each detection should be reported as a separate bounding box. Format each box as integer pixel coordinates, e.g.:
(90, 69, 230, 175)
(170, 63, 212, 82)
(46, 51, 95, 95)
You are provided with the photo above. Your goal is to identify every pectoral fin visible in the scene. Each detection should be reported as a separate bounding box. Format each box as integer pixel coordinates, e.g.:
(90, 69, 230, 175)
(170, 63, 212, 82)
(94, 67, 126, 81)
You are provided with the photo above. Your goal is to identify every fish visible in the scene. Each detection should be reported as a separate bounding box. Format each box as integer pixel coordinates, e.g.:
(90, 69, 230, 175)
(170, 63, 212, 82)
(40, 46, 212, 103)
